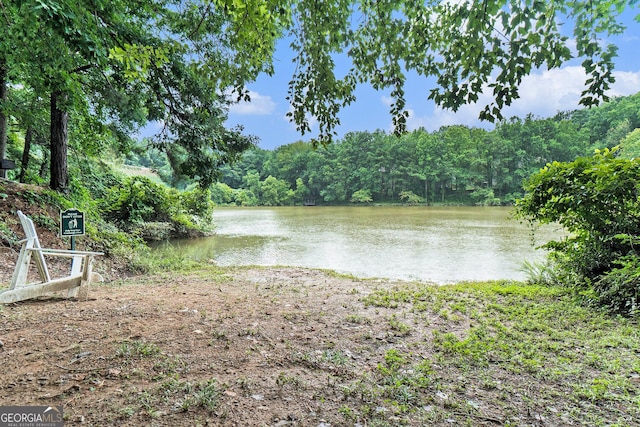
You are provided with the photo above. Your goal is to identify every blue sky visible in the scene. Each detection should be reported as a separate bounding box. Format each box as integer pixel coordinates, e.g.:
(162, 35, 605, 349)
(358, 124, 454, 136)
(225, 7, 640, 151)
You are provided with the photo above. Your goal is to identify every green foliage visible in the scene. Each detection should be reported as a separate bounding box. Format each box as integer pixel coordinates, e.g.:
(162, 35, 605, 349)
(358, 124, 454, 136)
(2, 0, 637, 193)
(179, 186, 214, 227)
(217, 102, 608, 206)
(260, 175, 292, 206)
(398, 190, 423, 205)
(210, 182, 236, 205)
(350, 189, 372, 204)
(285, 0, 634, 143)
(469, 188, 502, 206)
(0, 221, 18, 246)
(100, 176, 212, 239)
(116, 340, 161, 359)
(102, 176, 173, 224)
(516, 147, 640, 316)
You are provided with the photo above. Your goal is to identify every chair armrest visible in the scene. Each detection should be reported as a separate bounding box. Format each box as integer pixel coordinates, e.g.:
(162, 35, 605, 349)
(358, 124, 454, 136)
(28, 248, 104, 257)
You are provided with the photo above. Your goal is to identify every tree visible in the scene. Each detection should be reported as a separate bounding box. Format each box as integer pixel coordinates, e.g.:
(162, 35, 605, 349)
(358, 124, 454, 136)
(3, 0, 636, 191)
(1, 0, 287, 191)
(515, 147, 640, 315)
(350, 189, 373, 204)
(286, 0, 638, 144)
(620, 128, 640, 159)
(260, 175, 292, 205)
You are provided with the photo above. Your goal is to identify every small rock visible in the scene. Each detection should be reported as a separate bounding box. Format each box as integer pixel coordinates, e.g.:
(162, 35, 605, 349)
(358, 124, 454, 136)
(0, 339, 4, 348)
(74, 351, 91, 360)
(467, 399, 480, 409)
(251, 394, 264, 401)
(436, 391, 448, 400)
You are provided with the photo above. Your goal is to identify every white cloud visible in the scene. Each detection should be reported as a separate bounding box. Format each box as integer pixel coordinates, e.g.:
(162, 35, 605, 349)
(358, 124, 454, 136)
(228, 90, 276, 116)
(400, 67, 640, 131)
(608, 70, 640, 96)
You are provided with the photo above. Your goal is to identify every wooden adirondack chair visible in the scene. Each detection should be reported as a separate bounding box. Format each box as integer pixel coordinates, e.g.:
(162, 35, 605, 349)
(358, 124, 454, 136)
(0, 210, 103, 303)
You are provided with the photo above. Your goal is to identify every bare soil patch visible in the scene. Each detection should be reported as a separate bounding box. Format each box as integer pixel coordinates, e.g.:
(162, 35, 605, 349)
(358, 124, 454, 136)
(0, 266, 419, 426)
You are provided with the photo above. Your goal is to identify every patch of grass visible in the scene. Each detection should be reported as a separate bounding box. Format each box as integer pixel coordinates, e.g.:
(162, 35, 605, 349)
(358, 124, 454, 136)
(0, 220, 18, 246)
(181, 379, 221, 411)
(152, 356, 187, 380)
(347, 279, 640, 425)
(128, 378, 222, 416)
(322, 349, 349, 366)
(276, 372, 303, 391)
(116, 339, 161, 359)
(345, 314, 372, 324)
(388, 315, 411, 336)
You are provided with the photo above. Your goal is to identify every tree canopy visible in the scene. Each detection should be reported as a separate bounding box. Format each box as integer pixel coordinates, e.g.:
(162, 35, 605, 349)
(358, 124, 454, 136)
(0, 0, 638, 190)
(190, 93, 639, 207)
(286, 0, 639, 143)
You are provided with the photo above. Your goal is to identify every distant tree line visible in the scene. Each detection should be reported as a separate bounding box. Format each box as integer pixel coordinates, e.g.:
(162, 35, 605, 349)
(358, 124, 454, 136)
(197, 93, 640, 206)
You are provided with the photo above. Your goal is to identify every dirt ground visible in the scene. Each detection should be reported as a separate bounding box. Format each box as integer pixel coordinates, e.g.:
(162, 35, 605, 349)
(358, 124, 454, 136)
(0, 263, 432, 426)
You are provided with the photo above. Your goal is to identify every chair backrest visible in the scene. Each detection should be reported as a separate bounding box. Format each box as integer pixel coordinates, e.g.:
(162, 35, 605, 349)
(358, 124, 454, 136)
(16, 210, 51, 282)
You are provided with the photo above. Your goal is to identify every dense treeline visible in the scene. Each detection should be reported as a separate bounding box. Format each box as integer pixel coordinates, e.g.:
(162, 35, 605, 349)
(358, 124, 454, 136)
(200, 93, 640, 206)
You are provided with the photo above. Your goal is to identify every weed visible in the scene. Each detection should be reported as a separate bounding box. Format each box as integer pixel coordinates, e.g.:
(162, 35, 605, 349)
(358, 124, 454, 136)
(184, 379, 220, 411)
(338, 405, 357, 421)
(388, 315, 411, 336)
(236, 376, 253, 395)
(116, 340, 161, 359)
(345, 314, 372, 324)
(322, 349, 349, 366)
(152, 356, 186, 379)
(276, 372, 303, 391)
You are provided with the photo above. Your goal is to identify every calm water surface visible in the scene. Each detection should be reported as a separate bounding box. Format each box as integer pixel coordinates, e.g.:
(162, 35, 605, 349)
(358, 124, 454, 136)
(157, 206, 562, 283)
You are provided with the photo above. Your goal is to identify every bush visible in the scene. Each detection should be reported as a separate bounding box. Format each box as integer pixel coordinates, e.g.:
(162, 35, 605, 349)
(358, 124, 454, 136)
(101, 176, 169, 224)
(469, 188, 501, 206)
(399, 190, 424, 205)
(350, 189, 372, 204)
(515, 147, 640, 316)
(100, 176, 211, 239)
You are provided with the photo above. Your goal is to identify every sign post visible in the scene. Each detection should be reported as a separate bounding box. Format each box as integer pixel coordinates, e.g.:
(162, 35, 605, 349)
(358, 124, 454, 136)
(60, 209, 85, 250)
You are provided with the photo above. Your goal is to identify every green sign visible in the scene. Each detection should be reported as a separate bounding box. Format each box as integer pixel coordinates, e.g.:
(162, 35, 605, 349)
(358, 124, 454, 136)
(60, 209, 85, 236)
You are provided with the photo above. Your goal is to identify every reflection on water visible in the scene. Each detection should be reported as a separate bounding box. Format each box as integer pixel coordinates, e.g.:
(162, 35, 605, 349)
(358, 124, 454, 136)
(154, 206, 562, 283)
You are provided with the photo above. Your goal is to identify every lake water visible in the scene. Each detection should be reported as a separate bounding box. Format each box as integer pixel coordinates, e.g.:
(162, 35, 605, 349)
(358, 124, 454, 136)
(155, 206, 562, 283)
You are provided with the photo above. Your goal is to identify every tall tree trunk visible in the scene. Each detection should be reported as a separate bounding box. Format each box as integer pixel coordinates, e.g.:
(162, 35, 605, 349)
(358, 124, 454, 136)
(19, 127, 33, 183)
(50, 90, 69, 192)
(0, 60, 8, 179)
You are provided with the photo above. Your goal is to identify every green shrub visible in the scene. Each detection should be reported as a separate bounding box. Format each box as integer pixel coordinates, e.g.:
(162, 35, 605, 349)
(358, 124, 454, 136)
(399, 190, 424, 205)
(102, 176, 172, 224)
(350, 189, 372, 204)
(100, 176, 213, 239)
(469, 188, 501, 206)
(515, 147, 640, 316)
